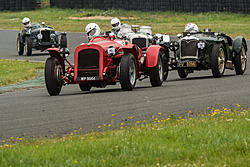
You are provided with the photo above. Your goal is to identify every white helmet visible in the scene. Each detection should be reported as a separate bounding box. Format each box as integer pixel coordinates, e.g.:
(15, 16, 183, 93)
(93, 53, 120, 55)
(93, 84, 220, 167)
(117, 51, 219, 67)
(85, 23, 101, 39)
(184, 23, 199, 32)
(111, 18, 121, 31)
(22, 17, 31, 28)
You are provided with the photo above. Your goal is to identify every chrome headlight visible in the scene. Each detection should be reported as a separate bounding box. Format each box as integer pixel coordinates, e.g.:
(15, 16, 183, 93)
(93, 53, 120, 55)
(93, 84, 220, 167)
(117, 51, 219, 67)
(50, 33, 56, 39)
(197, 41, 205, 49)
(107, 47, 116, 56)
(37, 34, 43, 40)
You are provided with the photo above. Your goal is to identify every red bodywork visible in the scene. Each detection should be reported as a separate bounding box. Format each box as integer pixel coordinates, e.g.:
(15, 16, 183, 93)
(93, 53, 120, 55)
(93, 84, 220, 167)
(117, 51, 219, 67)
(48, 36, 145, 86)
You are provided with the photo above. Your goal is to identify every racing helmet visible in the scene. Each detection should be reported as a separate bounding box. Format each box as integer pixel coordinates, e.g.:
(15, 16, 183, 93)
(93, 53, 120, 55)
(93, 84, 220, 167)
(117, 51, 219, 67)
(85, 23, 101, 39)
(111, 18, 121, 31)
(184, 23, 199, 32)
(22, 17, 31, 28)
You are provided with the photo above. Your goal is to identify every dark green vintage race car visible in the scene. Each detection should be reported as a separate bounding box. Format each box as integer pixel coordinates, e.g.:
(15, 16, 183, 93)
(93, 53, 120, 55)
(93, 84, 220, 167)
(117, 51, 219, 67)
(168, 29, 247, 78)
(17, 22, 67, 56)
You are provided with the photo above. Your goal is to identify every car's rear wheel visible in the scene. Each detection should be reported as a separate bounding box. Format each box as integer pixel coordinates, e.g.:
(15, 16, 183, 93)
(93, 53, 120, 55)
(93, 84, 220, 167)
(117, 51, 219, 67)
(25, 36, 32, 56)
(149, 53, 164, 87)
(17, 36, 24, 56)
(178, 69, 188, 79)
(234, 43, 247, 75)
(211, 43, 225, 78)
(120, 53, 137, 91)
(45, 57, 63, 96)
(79, 83, 92, 91)
(60, 34, 67, 48)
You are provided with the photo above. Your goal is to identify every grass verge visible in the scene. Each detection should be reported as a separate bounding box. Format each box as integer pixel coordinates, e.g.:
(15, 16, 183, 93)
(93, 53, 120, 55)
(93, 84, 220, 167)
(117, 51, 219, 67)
(1, 8, 250, 38)
(0, 59, 44, 87)
(1, 105, 249, 167)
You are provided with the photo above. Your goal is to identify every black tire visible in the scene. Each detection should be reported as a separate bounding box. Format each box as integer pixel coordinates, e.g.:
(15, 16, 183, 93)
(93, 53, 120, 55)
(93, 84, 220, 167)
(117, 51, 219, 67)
(45, 57, 63, 96)
(79, 83, 92, 91)
(162, 51, 169, 81)
(211, 44, 225, 78)
(120, 53, 137, 91)
(17, 36, 24, 56)
(60, 34, 67, 48)
(177, 69, 188, 79)
(149, 53, 164, 87)
(234, 43, 247, 75)
(25, 36, 32, 56)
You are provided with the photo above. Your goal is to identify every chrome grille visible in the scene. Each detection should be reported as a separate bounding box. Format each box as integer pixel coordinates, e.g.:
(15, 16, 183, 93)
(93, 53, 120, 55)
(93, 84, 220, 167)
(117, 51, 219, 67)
(132, 38, 147, 48)
(181, 40, 198, 58)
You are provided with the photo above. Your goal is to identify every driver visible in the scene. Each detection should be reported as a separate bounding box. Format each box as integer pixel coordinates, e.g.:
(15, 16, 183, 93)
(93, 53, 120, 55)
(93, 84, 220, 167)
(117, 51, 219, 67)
(184, 23, 199, 32)
(110, 18, 134, 39)
(21, 17, 31, 35)
(85, 23, 101, 40)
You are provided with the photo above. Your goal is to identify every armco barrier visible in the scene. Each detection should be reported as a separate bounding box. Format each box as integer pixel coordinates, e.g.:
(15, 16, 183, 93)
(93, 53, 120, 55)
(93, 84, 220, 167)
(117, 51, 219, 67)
(0, 0, 37, 11)
(50, 0, 250, 13)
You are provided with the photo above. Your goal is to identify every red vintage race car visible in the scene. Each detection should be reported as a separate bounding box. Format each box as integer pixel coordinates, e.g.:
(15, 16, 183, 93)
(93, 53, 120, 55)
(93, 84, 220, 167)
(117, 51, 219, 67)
(44, 35, 169, 96)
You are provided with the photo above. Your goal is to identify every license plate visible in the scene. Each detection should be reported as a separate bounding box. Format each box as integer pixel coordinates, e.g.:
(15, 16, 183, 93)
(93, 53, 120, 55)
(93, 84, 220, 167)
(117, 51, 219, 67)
(177, 61, 197, 67)
(80, 76, 100, 81)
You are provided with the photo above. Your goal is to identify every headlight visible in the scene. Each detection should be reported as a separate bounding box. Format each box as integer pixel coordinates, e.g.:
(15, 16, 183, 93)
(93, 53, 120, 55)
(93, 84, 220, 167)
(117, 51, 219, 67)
(37, 34, 43, 40)
(50, 33, 56, 39)
(197, 41, 205, 49)
(107, 47, 116, 56)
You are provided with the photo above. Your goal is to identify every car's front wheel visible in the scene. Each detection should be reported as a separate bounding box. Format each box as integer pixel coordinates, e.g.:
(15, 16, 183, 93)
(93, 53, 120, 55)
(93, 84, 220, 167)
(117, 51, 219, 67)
(234, 43, 247, 75)
(25, 36, 32, 56)
(45, 57, 63, 96)
(178, 69, 188, 79)
(17, 36, 24, 56)
(79, 83, 92, 91)
(120, 53, 137, 91)
(60, 34, 67, 48)
(211, 43, 225, 78)
(149, 53, 164, 87)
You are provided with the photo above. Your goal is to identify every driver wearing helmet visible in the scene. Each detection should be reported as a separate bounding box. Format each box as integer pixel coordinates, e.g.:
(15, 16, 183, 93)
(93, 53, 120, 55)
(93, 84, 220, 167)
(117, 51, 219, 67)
(21, 17, 31, 35)
(111, 18, 132, 35)
(184, 23, 199, 33)
(85, 23, 102, 40)
(110, 18, 133, 39)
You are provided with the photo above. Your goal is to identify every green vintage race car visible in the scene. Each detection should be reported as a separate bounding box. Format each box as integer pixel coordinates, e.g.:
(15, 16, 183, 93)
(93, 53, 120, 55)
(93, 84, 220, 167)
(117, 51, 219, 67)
(168, 29, 247, 78)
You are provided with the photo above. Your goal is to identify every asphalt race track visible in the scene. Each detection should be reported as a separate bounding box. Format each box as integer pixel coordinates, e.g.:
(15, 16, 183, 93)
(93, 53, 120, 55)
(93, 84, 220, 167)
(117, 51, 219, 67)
(1, 30, 250, 138)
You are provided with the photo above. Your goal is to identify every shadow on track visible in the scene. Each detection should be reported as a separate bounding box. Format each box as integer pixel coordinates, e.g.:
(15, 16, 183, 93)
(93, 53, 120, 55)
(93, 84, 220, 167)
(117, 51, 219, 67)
(167, 74, 237, 82)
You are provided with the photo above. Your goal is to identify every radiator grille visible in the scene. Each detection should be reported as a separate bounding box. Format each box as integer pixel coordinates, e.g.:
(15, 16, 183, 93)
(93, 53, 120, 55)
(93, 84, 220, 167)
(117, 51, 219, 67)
(41, 30, 50, 42)
(78, 49, 99, 69)
(132, 38, 147, 48)
(181, 40, 198, 58)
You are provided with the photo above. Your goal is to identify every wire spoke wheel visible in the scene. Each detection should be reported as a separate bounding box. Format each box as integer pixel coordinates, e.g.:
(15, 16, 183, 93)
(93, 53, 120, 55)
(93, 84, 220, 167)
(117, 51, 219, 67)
(241, 46, 246, 71)
(218, 48, 225, 74)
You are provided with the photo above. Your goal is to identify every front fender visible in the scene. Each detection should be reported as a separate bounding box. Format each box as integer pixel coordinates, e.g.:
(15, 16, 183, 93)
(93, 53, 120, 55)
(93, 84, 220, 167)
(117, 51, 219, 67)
(146, 45, 162, 68)
(233, 36, 248, 54)
(47, 48, 65, 73)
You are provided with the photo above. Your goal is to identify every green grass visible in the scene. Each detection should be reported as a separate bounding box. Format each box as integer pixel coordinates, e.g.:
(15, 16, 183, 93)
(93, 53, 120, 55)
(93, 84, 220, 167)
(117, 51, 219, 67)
(0, 59, 44, 86)
(1, 106, 249, 167)
(1, 8, 250, 38)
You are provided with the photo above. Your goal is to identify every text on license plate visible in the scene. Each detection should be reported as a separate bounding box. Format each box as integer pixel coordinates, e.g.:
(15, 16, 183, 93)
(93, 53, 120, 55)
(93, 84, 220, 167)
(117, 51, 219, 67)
(81, 77, 97, 80)
(177, 61, 197, 67)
